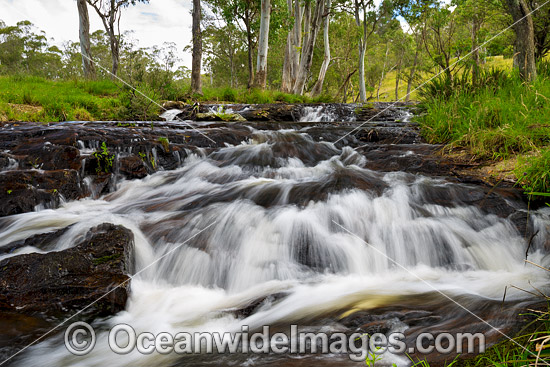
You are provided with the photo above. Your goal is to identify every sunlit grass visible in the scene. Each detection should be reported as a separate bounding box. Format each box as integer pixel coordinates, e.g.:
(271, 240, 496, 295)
(0, 75, 124, 122)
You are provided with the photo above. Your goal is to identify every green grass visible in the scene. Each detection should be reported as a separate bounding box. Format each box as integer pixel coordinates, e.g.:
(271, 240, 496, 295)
(417, 60, 550, 194)
(418, 75, 550, 159)
(416, 61, 550, 195)
(515, 147, 550, 194)
(374, 56, 514, 102)
(0, 76, 334, 122)
(0, 75, 124, 122)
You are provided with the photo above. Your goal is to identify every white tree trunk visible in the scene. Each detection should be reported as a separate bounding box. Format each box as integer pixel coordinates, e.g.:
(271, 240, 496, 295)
(282, 0, 300, 93)
(293, 0, 325, 95)
(376, 43, 390, 100)
(292, 0, 302, 80)
(302, 1, 311, 59)
(311, 0, 331, 97)
(191, 0, 202, 94)
(77, 0, 95, 79)
(282, 31, 294, 92)
(358, 40, 367, 103)
(255, 0, 271, 89)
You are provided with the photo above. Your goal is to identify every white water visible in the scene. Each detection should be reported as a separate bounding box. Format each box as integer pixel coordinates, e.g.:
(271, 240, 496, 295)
(298, 105, 357, 122)
(160, 109, 184, 122)
(2, 128, 549, 366)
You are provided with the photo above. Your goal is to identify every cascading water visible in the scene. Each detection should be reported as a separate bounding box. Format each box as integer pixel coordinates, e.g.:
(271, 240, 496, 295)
(298, 105, 357, 122)
(2, 109, 549, 367)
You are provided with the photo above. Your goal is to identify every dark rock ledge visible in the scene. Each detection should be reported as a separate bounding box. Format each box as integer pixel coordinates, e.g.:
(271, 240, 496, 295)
(0, 223, 134, 356)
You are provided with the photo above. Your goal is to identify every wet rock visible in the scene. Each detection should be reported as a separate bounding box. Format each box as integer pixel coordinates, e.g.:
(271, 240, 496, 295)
(0, 153, 13, 170)
(118, 155, 148, 179)
(356, 126, 421, 144)
(0, 223, 134, 318)
(196, 112, 246, 122)
(177, 104, 299, 122)
(240, 104, 296, 121)
(162, 100, 186, 110)
(412, 180, 525, 217)
(0, 226, 71, 255)
(0, 169, 84, 217)
(156, 145, 187, 171)
(0, 223, 134, 356)
(15, 143, 81, 171)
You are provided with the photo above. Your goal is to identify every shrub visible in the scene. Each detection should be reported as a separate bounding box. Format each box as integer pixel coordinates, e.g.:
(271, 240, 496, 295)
(221, 87, 237, 102)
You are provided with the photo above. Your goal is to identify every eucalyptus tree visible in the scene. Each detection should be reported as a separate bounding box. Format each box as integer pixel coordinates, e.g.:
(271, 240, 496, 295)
(0, 20, 63, 77)
(311, 0, 332, 96)
(281, 0, 301, 92)
(255, 0, 271, 88)
(192, 0, 203, 94)
(204, 0, 259, 88)
(77, 0, 96, 78)
(420, 2, 462, 81)
(454, 0, 502, 84)
(504, 0, 537, 81)
(394, 0, 432, 100)
(202, 22, 242, 87)
(528, 0, 550, 59)
(85, 0, 149, 77)
(350, 0, 381, 103)
(293, 0, 327, 94)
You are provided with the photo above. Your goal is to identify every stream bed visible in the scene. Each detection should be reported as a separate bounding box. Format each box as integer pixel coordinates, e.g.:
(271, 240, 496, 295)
(0, 103, 549, 366)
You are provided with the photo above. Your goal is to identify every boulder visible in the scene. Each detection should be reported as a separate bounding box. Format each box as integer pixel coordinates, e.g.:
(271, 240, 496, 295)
(0, 223, 134, 357)
(0, 223, 134, 318)
(0, 169, 85, 217)
(195, 111, 246, 122)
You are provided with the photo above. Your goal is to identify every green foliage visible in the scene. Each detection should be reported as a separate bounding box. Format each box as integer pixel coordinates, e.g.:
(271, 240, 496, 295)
(515, 148, 550, 195)
(538, 59, 550, 79)
(409, 354, 459, 367)
(93, 142, 114, 174)
(92, 253, 120, 265)
(460, 306, 550, 367)
(158, 137, 170, 152)
(418, 68, 509, 101)
(119, 83, 162, 121)
(221, 87, 237, 102)
(417, 70, 550, 160)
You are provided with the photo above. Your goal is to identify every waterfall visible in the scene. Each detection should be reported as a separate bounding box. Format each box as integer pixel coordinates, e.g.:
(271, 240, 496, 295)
(2, 119, 549, 367)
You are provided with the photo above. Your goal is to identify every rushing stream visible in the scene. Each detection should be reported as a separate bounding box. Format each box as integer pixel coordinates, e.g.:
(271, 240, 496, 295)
(1, 105, 550, 366)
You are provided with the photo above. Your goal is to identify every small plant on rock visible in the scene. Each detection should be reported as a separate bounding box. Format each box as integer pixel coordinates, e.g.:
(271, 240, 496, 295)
(158, 137, 170, 152)
(93, 142, 114, 174)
